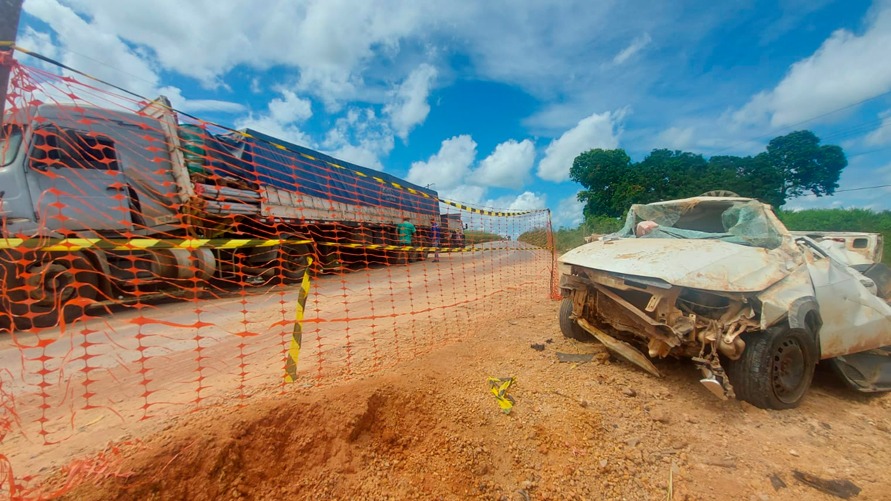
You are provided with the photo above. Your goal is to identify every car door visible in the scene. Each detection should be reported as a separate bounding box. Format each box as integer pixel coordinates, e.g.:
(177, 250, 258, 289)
(25, 125, 132, 232)
(802, 238, 891, 359)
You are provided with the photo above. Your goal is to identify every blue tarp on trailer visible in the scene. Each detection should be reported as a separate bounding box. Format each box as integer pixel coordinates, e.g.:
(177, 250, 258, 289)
(202, 128, 440, 218)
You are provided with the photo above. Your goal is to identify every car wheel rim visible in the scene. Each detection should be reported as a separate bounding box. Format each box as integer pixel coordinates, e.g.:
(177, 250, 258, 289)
(772, 338, 805, 403)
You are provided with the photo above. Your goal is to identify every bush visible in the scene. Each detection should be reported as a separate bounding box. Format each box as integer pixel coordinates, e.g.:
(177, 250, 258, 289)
(463, 230, 502, 245)
(778, 208, 891, 264)
(518, 228, 549, 248)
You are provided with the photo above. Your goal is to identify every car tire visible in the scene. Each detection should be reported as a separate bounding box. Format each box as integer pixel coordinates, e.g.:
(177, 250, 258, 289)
(727, 327, 817, 410)
(559, 296, 591, 341)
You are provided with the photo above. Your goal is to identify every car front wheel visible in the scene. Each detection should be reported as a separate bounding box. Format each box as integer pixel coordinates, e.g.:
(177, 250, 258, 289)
(727, 327, 817, 410)
(558, 296, 591, 341)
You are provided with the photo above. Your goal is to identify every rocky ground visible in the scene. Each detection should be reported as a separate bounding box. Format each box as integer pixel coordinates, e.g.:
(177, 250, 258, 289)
(37, 296, 891, 500)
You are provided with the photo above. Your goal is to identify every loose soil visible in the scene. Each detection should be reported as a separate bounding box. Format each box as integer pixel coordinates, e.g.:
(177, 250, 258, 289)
(45, 298, 891, 500)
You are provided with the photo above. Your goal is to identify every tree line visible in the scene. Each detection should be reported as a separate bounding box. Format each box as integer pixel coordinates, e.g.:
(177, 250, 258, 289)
(570, 130, 847, 218)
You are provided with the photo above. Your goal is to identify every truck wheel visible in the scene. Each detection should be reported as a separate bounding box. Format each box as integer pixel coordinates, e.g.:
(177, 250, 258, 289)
(0, 257, 12, 332)
(726, 327, 817, 410)
(10, 252, 98, 330)
(559, 297, 591, 341)
(278, 239, 312, 284)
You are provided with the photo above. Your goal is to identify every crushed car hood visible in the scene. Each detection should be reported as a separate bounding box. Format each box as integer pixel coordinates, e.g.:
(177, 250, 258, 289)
(559, 238, 795, 292)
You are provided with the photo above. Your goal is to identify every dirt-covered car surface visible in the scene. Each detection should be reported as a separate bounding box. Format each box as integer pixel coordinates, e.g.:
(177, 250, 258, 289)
(558, 195, 891, 409)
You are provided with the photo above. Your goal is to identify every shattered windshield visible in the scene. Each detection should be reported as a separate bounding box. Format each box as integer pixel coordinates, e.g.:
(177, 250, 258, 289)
(1, 124, 22, 167)
(613, 199, 784, 249)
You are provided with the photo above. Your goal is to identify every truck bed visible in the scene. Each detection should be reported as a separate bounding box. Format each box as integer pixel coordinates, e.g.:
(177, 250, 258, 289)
(200, 129, 440, 225)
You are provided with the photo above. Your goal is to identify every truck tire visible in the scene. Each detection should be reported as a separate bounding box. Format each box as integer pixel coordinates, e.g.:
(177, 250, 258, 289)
(277, 238, 312, 284)
(10, 252, 98, 330)
(726, 327, 817, 410)
(0, 256, 12, 332)
(559, 297, 591, 341)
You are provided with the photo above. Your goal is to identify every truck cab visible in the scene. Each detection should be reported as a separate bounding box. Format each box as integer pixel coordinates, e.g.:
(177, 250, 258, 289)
(1, 104, 185, 238)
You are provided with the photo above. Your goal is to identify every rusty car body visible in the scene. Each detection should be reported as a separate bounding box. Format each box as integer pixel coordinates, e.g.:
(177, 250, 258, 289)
(558, 195, 891, 409)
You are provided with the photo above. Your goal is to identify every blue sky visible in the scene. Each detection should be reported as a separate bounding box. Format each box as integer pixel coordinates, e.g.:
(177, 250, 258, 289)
(12, 0, 891, 228)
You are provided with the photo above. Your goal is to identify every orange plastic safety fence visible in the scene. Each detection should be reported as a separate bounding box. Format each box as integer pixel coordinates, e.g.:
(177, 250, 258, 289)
(0, 60, 555, 498)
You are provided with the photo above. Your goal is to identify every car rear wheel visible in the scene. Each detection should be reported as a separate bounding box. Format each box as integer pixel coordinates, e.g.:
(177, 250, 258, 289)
(559, 296, 591, 341)
(727, 327, 817, 410)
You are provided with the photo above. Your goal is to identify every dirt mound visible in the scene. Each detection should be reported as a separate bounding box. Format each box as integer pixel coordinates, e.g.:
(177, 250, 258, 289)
(52, 299, 891, 500)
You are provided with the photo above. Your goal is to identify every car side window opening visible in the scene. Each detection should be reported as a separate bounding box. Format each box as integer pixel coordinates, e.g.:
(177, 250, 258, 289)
(30, 126, 119, 171)
(1, 124, 23, 166)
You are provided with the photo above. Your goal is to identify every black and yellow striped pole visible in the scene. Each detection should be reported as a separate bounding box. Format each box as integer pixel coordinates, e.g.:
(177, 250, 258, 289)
(284, 257, 313, 383)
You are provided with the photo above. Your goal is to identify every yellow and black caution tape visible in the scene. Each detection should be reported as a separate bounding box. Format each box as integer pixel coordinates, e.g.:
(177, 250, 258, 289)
(487, 376, 516, 414)
(0, 237, 311, 251)
(284, 258, 313, 383)
(0, 237, 547, 253)
(439, 199, 537, 217)
(317, 242, 545, 253)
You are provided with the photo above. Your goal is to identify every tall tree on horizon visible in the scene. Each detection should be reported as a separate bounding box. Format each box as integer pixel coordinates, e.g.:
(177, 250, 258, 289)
(569, 130, 846, 217)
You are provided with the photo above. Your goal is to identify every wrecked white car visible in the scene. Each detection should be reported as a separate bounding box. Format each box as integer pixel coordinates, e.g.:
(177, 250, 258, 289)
(558, 195, 891, 409)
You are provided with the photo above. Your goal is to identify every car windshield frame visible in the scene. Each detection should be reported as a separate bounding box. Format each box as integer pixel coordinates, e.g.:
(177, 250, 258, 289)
(612, 199, 785, 250)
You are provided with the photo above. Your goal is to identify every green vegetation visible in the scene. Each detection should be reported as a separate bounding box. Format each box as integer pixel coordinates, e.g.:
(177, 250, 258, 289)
(551, 215, 623, 253)
(463, 230, 502, 245)
(519, 215, 624, 253)
(778, 208, 891, 264)
(570, 130, 846, 217)
(518, 228, 549, 248)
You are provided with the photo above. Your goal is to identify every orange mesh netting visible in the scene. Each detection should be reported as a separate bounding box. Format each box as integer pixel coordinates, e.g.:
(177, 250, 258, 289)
(0, 58, 556, 498)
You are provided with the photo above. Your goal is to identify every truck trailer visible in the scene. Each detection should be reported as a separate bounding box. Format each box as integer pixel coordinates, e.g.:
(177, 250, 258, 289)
(0, 96, 460, 330)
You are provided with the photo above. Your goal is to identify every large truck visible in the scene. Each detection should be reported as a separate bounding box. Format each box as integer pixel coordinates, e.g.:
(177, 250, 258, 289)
(0, 96, 456, 330)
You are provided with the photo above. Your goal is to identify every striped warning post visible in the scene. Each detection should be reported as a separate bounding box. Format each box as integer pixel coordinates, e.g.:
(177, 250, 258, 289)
(284, 258, 313, 383)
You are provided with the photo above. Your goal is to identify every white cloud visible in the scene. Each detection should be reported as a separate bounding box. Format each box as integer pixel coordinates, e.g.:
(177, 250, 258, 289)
(537, 111, 622, 182)
(485, 191, 547, 211)
(322, 108, 395, 170)
(865, 109, 891, 146)
(266, 89, 313, 123)
(23, 0, 162, 96)
(326, 143, 385, 170)
(176, 99, 247, 114)
(613, 33, 652, 65)
(15, 27, 59, 64)
(385, 64, 438, 140)
(656, 126, 696, 151)
(555, 193, 585, 229)
(234, 88, 314, 146)
(157, 86, 245, 114)
(471, 139, 536, 189)
(406, 135, 477, 190)
(439, 184, 487, 205)
(50, 0, 437, 104)
(733, 3, 891, 127)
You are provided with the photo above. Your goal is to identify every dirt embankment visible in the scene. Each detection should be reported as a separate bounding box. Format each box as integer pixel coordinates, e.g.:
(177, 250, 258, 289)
(55, 298, 891, 500)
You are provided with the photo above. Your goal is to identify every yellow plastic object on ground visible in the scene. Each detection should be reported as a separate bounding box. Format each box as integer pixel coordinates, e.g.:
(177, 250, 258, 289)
(487, 377, 516, 414)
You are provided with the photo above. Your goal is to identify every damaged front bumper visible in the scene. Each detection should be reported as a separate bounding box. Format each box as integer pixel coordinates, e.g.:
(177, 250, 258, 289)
(561, 268, 760, 399)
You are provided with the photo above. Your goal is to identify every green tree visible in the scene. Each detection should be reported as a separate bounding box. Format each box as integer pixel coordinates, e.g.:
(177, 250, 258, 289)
(766, 130, 846, 201)
(707, 154, 784, 207)
(636, 149, 709, 202)
(570, 149, 634, 218)
(569, 130, 846, 218)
